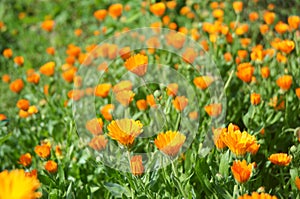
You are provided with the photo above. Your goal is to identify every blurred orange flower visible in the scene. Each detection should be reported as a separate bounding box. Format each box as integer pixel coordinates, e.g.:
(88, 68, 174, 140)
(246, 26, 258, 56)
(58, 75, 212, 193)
(2, 74, 10, 83)
(233, 1, 243, 13)
(101, 104, 114, 121)
(193, 76, 214, 90)
(268, 153, 292, 166)
(94, 9, 107, 21)
(13, 56, 24, 66)
(295, 177, 300, 190)
(263, 11, 276, 25)
(261, 66, 270, 78)
(296, 88, 300, 99)
(150, 2, 166, 17)
(108, 3, 123, 18)
(130, 155, 144, 176)
(45, 160, 58, 173)
(17, 99, 30, 111)
(288, 16, 300, 30)
(276, 75, 292, 91)
(10, 79, 24, 93)
(85, 118, 103, 135)
(89, 135, 108, 151)
(236, 62, 255, 83)
(204, 103, 222, 117)
(95, 83, 111, 98)
(250, 93, 261, 105)
(35, 144, 51, 159)
(136, 99, 147, 111)
(41, 20, 55, 32)
(40, 61, 55, 76)
(124, 54, 148, 76)
(166, 83, 178, 97)
(2, 48, 13, 58)
(239, 192, 277, 199)
(173, 96, 188, 111)
(113, 80, 132, 93)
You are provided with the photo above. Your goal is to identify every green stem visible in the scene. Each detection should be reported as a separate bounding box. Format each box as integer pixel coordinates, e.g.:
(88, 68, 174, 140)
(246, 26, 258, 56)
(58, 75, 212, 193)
(171, 161, 188, 199)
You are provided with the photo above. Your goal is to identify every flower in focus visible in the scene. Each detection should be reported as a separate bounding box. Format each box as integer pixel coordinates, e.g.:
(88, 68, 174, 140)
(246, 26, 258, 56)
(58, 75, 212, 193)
(89, 135, 108, 151)
(276, 75, 292, 91)
(154, 131, 186, 157)
(94, 83, 111, 98)
(250, 93, 261, 105)
(231, 160, 254, 183)
(150, 2, 166, 16)
(173, 96, 188, 111)
(204, 103, 222, 117)
(39, 61, 55, 76)
(101, 104, 114, 121)
(238, 192, 278, 199)
(268, 153, 292, 166)
(19, 153, 32, 167)
(10, 79, 24, 93)
(193, 76, 214, 90)
(0, 169, 41, 199)
(124, 54, 148, 76)
(34, 144, 51, 159)
(130, 155, 144, 176)
(44, 160, 58, 173)
(85, 118, 103, 135)
(107, 118, 143, 146)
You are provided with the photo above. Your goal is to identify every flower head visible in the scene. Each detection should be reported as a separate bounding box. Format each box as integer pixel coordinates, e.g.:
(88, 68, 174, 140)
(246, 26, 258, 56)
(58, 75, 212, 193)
(193, 76, 214, 90)
(39, 61, 55, 76)
(204, 103, 222, 117)
(10, 79, 24, 93)
(107, 118, 143, 146)
(130, 155, 144, 176)
(173, 96, 188, 111)
(124, 54, 148, 76)
(34, 144, 51, 159)
(45, 160, 58, 173)
(239, 192, 278, 199)
(150, 2, 166, 16)
(295, 177, 300, 190)
(276, 75, 292, 91)
(154, 131, 186, 157)
(268, 153, 292, 166)
(89, 135, 108, 151)
(19, 153, 32, 167)
(231, 160, 254, 183)
(85, 118, 103, 135)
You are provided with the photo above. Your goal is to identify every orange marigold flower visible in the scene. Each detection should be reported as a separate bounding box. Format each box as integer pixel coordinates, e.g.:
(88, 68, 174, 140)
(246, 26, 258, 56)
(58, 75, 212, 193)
(263, 11, 276, 25)
(146, 94, 157, 108)
(119, 46, 131, 60)
(276, 52, 287, 63)
(86, 118, 103, 135)
(101, 104, 114, 121)
(221, 124, 259, 156)
(277, 40, 295, 54)
(295, 177, 300, 190)
(0, 169, 41, 199)
(136, 99, 147, 111)
(224, 52, 232, 62)
(0, 114, 7, 121)
(261, 66, 270, 79)
(17, 99, 30, 111)
(19, 153, 32, 167)
(250, 93, 261, 105)
(239, 192, 278, 199)
(89, 135, 108, 151)
(268, 153, 292, 166)
(124, 54, 148, 76)
(107, 118, 143, 146)
(166, 1, 176, 9)
(275, 21, 289, 34)
(173, 96, 188, 111)
(108, 3, 123, 18)
(113, 80, 132, 93)
(39, 61, 55, 76)
(2, 48, 13, 58)
(154, 131, 186, 157)
(166, 83, 178, 97)
(46, 47, 55, 55)
(2, 74, 10, 83)
(10, 79, 24, 93)
(14, 56, 24, 66)
(296, 88, 300, 99)
(231, 160, 254, 183)
(288, 16, 300, 30)
(204, 103, 222, 117)
(213, 128, 227, 149)
(189, 111, 198, 120)
(276, 75, 292, 91)
(150, 2, 166, 17)
(249, 12, 259, 21)
(193, 76, 214, 90)
(41, 20, 55, 32)
(260, 24, 269, 34)
(25, 169, 38, 179)
(115, 90, 135, 106)
(27, 73, 40, 84)
(237, 50, 248, 59)
(212, 9, 224, 18)
(236, 62, 254, 83)
(232, 1, 243, 13)
(94, 9, 107, 21)
(34, 144, 51, 159)
(130, 155, 144, 176)
(62, 67, 77, 83)
(19, 109, 29, 118)
(94, 83, 111, 98)
(44, 160, 58, 173)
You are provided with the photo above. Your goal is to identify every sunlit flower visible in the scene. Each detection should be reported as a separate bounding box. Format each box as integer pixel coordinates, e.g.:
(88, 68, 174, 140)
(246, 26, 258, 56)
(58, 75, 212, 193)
(204, 103, 222, 117)
(150, 2, 166, 16)
(17, 99, 30, 111)
(238, 192, 278, 199)
(94, 9, 107, 21)
(34, 144, 51, 159)
(249, 12, 259, 21)
(0, 169, 41, 199)
(39, 61, 55, 76)
(108, 3, 123, 18)
(193, 76, 214, 90)
(10, 79, 24, 93)
(2, 74, 10, 83)
(89, 135, 108, 151)
(41, 20, 55, 32)
(250, 93, 261, 105)
(85, 118, 103, 135)
(124, 54, 148, 76)
(275, 21, 289, 34)
(154, 131, 186, 157)
(136, 99, 147, 111)
(19, 153, 32, 167)
(94, 83, 111, 98)
(268, 153, 292, 166)
(45, 160, 58, 173)
(231, 160, 254, 183)
(146, 94, 157, 108)
(276, 75, 292, 91)
(0, 114, 7, 121)
(130, 155, 144, 176)
(107, 118, 143, 146)
(173, 96, 188, 111)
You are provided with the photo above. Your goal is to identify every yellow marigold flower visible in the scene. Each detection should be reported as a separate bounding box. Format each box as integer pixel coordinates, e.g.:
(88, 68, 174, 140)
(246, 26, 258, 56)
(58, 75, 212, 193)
(231, 160, 254, 183)
(39, 61, 55, 76)
(34, 144, 51, 159)
(85, 118, 103, 135)
(19, 153, 32, 167)
(172, 96, 188, 112)
(268, 153, 292, 166)
(154, 131, 186, 157)
(250, 93, 261, 105)
(107, 118, 143, 146)
(193, 76, 214, 90)
(89, 135, 108, 151)
(124, 54, 148, 76)
(221, 124, 259, 156)
(94, 83, 111, 98)
(0, 169, 41, 199)
(239, 192, 278, 199)
(44, 160, 58, 174)
(295, 177, 300, 190)
(115, 90, 135, 106)
(130, 155, 144, 176)
(150, 2, 166, 17)
(28, 105, 38, 115)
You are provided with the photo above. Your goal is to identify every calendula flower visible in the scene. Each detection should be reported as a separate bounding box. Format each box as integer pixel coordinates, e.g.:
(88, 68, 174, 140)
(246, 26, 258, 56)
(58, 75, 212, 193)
(288, 16, 300, 30)
(136, 99, 147, 111)
(189, 111, 198, 120)
(146, 94, 157, 108)
(193, 76, 214, 90)
(295, 177, 300, 190)
(268, 153, 292, 166)
(166, 83, 179, 97)
(239, 192, 278, 199)
(113, 80, 132, 93)
(14, 56, 24, 66)
(236, 62, 255, 83)
(10, 79, 24, 93)
(39, 61, 55, 76)
(261, 66, 270, 79)
(277, 40, 295, 54)
(249, 12, 259, 21)
(0, 169, 41, 199)
(89, 135, 108, 151)
(101, 104, 114, 121)
(150, 2, 166, 16)
(221, 124, 259, 156)
(2, 48, 13, 58)
(34, 144, 51, 159)
(276, 75, 292, 91)
(115, 90, 135, 106)
(233, 1, 243, 13)
(85, 118, 103, 135)
(263, 11, 276, 25)
(94, 9, 107, 21)
(231, 160, 254, 183)
(108, 3, 123, 18)
(107, 118, 143, 146)
(0, 114, 7, 121)
(46, 47, 55, 55)
(25, 169, 38, 179)
(62, 67, 77, 83)
(204, 103, 222, 117)
(124, 54, 148, 76)
(45, 160, 58, 173)
(213, 128, 227, 149)
(130, 155, 144, 176)
(19, 153, 32, 167)
(17, 99, 30, 111)
(119, 46, 131, 60)
(296, 88, 300, 99)
(2, 74, 10, 83)
(41, 20, 55, 32)
(275, 21, 289, 34)
(154, 131, 186, 157)
(173, 96, 188, 111)
(27, 73, 40, 84)
(94, 83, 111, 98)
(250, 93, 261, 105)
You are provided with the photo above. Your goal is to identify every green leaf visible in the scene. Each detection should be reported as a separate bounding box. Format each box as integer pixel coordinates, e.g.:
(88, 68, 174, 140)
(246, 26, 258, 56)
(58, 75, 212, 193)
(0, 133, 11, 145)
(219, 150, 230, 178)
(104, 182, 131, 198)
